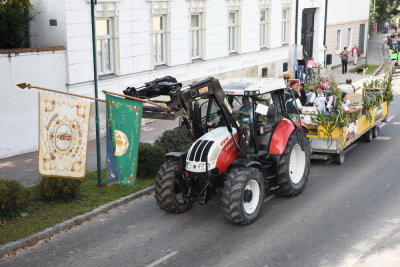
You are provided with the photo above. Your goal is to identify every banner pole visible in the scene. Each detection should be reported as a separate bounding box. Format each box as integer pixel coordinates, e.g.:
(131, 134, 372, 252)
(90, 0, 103, 186)
(16, 83, 106, 102)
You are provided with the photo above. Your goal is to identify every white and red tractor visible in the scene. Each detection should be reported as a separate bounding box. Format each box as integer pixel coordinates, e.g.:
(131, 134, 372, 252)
(124, 76, 311, 225)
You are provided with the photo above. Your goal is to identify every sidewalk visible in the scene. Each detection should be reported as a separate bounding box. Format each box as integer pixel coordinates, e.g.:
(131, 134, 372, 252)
(324, 30, 390, 86)
(0, 31, 390, 187)
(0, 118, 179, 186)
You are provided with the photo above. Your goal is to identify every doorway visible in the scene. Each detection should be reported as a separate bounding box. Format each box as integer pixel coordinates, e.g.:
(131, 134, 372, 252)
(301, 8, 316, 60)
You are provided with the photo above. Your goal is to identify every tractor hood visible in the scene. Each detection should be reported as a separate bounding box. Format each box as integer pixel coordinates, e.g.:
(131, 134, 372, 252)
(186, 127, 238, 173)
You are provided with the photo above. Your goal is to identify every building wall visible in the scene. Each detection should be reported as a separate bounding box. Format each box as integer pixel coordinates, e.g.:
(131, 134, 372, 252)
(326, 21, 368, 66)
(290, 0, 326, 65)
(327, 0, 369, 25)
(29, 0, 297, 95)
(326, 0, 369, 66)
(30, 0, 67, 47)
(0, 50, 67, 158)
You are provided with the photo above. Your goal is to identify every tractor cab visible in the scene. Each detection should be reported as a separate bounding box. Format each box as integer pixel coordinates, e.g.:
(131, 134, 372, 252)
(219, 78, 303, 155)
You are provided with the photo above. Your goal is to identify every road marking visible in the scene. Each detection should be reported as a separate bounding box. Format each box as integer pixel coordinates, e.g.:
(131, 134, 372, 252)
(264, 195, 275, 203)
(146, 251, 179, 267)
(375, 136, 391, 141)
(325, 159, 334, 165)
(387, 115, 395, 122)
(392, 121, 400, 125)
(142, 127, 154, 132)
(379, 122, 387, 128)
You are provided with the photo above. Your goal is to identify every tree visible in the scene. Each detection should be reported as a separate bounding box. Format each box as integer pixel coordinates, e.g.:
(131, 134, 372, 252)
(371, 0, 400, 23)
(0, 2, 30, 48)
(3, 0, 32, 8)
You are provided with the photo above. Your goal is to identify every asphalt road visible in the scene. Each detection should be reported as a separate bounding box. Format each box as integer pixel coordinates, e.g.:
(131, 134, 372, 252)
(2, 98, 400, 266)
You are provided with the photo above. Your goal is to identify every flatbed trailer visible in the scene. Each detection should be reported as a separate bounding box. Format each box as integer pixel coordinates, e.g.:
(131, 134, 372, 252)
(303, 101, 389, 164)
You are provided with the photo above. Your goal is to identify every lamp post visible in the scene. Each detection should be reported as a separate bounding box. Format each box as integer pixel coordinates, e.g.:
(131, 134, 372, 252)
(90, 0, 102, 186)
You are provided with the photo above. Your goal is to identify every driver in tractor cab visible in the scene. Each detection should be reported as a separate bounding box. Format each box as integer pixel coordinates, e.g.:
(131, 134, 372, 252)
(234, 96, 253, 124)
(233, 96, 254, 145)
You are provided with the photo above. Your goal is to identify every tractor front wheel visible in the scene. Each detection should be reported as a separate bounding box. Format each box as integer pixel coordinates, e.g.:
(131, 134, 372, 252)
(221, 167, 265, 225)
(275, 131, 310, 197)
(155, 160, 192, 213)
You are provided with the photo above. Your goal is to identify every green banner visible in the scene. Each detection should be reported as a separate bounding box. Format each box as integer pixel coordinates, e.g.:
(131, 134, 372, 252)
(106, 95, 142, 186)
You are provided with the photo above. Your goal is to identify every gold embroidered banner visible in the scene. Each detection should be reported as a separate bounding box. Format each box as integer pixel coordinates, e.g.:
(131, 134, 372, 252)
(38, 93, 91, 178)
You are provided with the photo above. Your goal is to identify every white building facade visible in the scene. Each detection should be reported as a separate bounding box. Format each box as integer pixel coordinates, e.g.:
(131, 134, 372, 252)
(0, 0, 329, 158)
(29, 0, 326, 96)
(325, 0, 369, 66)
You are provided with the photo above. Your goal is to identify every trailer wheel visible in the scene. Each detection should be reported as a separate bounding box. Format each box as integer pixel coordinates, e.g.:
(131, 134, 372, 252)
(155, 160, 192, 213)
(334, 151, 345, 165)
(372, 126, 379, 138)
(275, 131, 310, 197)
(364, 129, 373, 142)
(221, 167, 265, 225)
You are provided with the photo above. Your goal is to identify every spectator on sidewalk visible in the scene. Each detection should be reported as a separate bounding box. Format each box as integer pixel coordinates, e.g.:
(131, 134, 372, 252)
(351, 44, 360, 65)
(340, 47, 350, 74)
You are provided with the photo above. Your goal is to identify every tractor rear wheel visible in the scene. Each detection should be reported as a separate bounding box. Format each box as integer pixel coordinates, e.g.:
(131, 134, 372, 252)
(275, 131, 310, 197)
(221, 167, 265, 225)
(155, 160, 192, 213)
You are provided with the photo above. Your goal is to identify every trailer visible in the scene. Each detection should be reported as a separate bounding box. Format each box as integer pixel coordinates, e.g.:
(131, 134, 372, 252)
(302, 99, 389, 165)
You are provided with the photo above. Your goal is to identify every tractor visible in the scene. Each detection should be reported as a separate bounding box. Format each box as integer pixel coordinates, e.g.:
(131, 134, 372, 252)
(124, 76, 311, 225)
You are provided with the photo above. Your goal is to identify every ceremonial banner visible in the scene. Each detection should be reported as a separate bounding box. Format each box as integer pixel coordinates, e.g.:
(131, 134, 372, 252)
(38, 93, 91, 178)
(106, 95, 142, 186)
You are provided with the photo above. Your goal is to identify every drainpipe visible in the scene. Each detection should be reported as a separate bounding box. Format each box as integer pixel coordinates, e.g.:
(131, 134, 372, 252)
(294, 0, 299, 76)
(323, 0, 328, 67)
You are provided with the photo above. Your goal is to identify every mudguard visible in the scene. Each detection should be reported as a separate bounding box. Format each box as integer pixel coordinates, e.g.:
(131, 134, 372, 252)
(165, 152, 187, 169)
(269, 118, 295, 155)
(229, 158, 266, 176)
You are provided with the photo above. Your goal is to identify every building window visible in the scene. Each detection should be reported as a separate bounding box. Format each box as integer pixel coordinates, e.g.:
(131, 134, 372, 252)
(281, 9, 289, 44)
(260, 9, 270, 48)
(336, 29, 341, 51)
(96, 18, 113, 74)
(191, 14, 203, 59)
(228, 11, 238, 53)
(153, 15, 167, 65)
(347, 27, 352, 48)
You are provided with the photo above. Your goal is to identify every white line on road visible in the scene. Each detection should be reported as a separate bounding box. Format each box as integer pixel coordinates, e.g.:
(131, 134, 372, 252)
(375, 136, 391, 141)
(146, 251, 179, 267)
(392, 122, 400, 125)
(379, 122, 387, 129)
(143, 127, 155, 132)
(388, 115, 395, 122)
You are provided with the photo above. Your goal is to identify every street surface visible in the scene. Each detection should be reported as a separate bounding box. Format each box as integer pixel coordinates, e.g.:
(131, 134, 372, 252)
(2, 77, 400, 266)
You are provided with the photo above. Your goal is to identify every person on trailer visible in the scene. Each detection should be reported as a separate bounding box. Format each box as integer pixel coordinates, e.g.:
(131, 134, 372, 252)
(299, 83, 307, 105)
(285, 81, 303, 113)
(310, 84, 327, 113)
(341, 92, 362, 113)
(319, 77, 331, 90)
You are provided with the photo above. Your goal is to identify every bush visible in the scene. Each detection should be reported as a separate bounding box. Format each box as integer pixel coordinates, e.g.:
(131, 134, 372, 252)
(0, 2, 30, 49)
(39, 177, 82, 202)
(137, 143, 165, 178)
(154, 127, 193, 153)
(0, 179, 29, 217)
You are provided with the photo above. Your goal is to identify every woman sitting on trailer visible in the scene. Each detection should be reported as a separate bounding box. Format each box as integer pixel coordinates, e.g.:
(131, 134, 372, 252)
(341, 93, 362, 113)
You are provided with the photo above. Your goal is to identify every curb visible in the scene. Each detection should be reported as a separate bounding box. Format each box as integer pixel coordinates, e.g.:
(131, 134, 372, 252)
(0, 185, 154, 258)
(372, 38, 388, 77)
